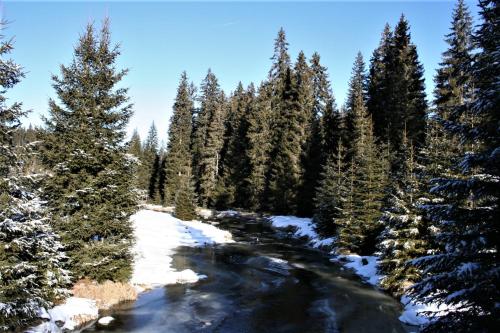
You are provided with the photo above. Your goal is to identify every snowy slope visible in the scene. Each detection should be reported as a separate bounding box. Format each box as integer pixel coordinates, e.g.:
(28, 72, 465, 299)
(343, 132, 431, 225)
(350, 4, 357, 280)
(30, 209, 233, 332)
(131, 208, 233, 287)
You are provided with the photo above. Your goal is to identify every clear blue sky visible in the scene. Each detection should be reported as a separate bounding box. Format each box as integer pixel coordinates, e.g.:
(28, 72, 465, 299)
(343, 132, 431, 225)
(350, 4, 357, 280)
(1, 0, 479, 142)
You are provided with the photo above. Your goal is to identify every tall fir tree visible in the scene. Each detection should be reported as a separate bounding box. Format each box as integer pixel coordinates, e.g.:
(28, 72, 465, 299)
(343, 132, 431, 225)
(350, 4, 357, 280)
(367, 24, 393, 144)
(377, 131, 428, 296)
(0, 23, 70, 330)
(174, 173, 197, 221)
(367, 18, 427, 158)
(267, 67, 303, 214)
(192, 69, 226, 207)
(216, 82, 254, 209)
(141, 122, 159, 201)
(410, 1, 499, 331)
(164, 72, 195, 205)
(127, 129, 142, 158)
(41, 20, 138, 282)
(336, 64, 389, 254)
(245, 82, 273, 211)
(345, 52, 368, 160)
(313, 140, 347, 237)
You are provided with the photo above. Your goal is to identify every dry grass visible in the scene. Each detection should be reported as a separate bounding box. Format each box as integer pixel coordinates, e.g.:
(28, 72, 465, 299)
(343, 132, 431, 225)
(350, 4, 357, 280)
(72, 279, 138, 310)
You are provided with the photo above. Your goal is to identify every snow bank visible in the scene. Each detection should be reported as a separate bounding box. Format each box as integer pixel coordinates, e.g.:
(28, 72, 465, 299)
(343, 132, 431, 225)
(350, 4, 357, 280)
(131, 209, 233, 287)
(269, 214, 434, 327)
(269, 215, 334, 248)
(332, 255, 381, 286)
(97, 316, 114, 325)
(30, 297, 98, 332)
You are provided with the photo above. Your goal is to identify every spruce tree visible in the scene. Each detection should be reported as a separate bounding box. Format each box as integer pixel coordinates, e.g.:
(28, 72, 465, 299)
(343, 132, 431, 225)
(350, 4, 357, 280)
(345, 52, 368, 160)
(141, 122, 159, 200)
(0, 24, 70, 329)
(128, 129, 142, 158)
(377, 131, 428, 296)
(313, 140, 347, 237)
(245, 82, 273, 211)
(267, 67, 303, 214)
(294, 51, 317, 217)
(367, 18, 427, 155)
(367, 24, 393, 143)
(174, 174, 197, 221)
(410, 1, 499, 331)
(192, 69, 226, 207)
(216, 82, 254, 209)
(336, 63, 389, 253)
(41, 20, 137, 282)
(164, 72, 195, 205)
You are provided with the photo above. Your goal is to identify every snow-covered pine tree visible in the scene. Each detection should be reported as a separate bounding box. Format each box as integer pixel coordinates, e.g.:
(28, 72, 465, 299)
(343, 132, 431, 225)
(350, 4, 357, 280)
(191, 70, 226, 208)
(313, 140, 347, 237)
(245, 82, 273, 211)
(41, 20, 138, 282)
(409, 1, 499, 331)
(164, 72, 195, 206)
(377, 131, 428, 296)
(0, 24, 70, 330)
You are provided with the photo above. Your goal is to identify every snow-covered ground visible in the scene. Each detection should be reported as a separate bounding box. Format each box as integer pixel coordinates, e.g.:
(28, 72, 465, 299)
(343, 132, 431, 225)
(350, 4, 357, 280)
(269, 216, 335, 248)
(268, 214, 440, 328)
(131, 208, 233, 287)
(31, 208, 233, 332)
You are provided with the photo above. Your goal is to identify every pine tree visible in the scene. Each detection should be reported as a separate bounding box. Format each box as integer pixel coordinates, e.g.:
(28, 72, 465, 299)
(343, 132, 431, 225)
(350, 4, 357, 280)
(336, 64, 389, 254)
(367, 24, 393, 143)
(410, 1, 499, 331)
(245, 82, 273, 211)
(313, 140, 347, 237)
(192, 70, 226, 207)
(377, 131, 428, 296)
(0, 24, 70, 329)
(174, 174, 197, 221)
(216, 82, 254, 209)
(128, 129, 142, 158)
(345, 52, 368, 160)
(267, 67, 303, 214)
(367, 18, 427, 156)
(164, 73, 195, 205)
(41, 20, 137, 282)
(294, 51, 318, 217)
(141, 122, 159, 200)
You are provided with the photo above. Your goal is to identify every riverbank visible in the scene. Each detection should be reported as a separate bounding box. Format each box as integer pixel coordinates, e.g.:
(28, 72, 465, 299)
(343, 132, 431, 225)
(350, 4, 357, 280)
(29, 207, 233, 332)
(266, 214, 449, 330)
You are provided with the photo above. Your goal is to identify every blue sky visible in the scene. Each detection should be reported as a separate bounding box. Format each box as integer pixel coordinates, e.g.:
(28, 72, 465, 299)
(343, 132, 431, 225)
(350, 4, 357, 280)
(1, 1, 479, 142)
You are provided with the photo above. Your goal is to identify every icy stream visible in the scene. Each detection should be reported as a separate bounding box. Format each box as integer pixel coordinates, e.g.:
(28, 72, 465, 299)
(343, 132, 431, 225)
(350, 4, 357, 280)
(85, 214, 412, 333)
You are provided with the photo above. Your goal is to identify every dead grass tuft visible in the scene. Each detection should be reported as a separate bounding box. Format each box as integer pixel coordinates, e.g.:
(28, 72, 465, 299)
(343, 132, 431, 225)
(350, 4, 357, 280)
(72, 279, 138, 310)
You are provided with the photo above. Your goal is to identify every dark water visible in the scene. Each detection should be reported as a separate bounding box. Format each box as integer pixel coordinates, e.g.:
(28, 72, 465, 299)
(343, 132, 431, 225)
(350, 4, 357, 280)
(85, 215, 412, 333)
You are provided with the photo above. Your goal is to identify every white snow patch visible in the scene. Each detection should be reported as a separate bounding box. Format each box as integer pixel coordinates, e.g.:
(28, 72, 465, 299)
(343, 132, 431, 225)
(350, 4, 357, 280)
(332, 255, 381, 286)
(97, 316, 114, 325)
(269, 215, 333, 248)
(196, 208, 213, 219)
(216, 210, 239, 218)
(130, 209, 233, 287)
(30, 297, 98, 332)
